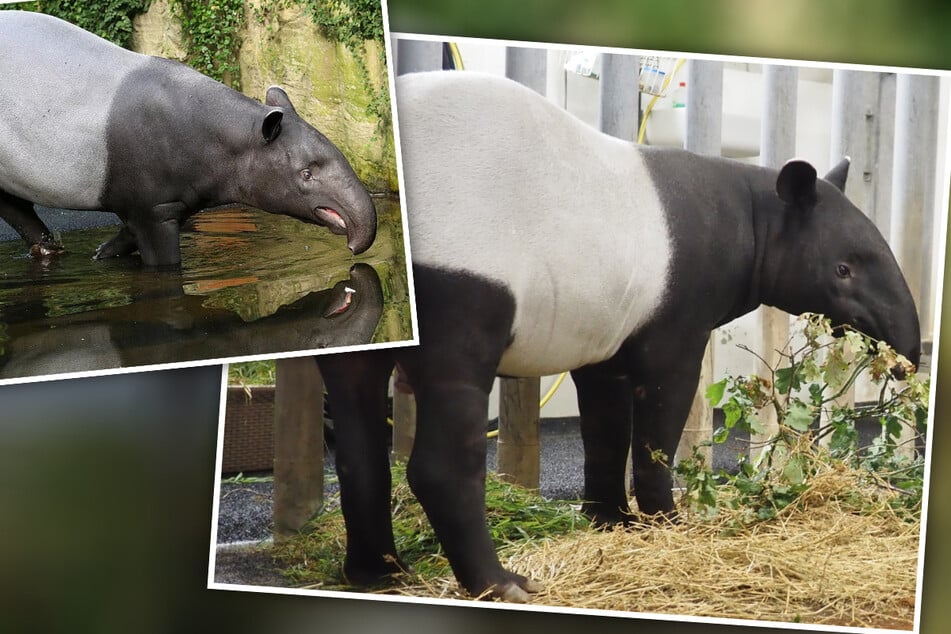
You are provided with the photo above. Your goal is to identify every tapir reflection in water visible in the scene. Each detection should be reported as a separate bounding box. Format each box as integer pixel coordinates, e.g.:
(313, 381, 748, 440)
(0, 12, 376, 267)
(315, 71, 921, 602)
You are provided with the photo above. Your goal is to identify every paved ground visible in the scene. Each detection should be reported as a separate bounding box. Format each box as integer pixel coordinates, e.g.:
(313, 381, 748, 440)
(0, 206, 120, 242)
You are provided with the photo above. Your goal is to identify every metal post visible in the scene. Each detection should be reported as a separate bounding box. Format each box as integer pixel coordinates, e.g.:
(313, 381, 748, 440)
(599, 53, 640, 141)
(678, 60, 723, 467)
(891, 73, 940, 342)
(396, 39, 442, 75)
(495, 50, 547, 488)
(272, 357, 324, 538)
(755, 65, 798, 455)
(505, 46, 547, 95)
(391, 387, 416, 462)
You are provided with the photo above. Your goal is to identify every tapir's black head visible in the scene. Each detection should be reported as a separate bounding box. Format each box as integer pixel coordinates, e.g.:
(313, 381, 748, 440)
(769, 158, 921, 370)
(251, 86, 376, 254)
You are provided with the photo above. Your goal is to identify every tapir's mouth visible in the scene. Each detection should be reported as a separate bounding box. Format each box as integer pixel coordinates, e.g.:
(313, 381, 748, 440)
(314, 206, 348, 236)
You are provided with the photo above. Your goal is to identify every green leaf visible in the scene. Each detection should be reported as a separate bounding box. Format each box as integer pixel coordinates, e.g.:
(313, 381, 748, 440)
(713, 426, 729, 444)
(723, 399, 743, 429)
(775, 366, 799, 394)
(785, 400, 814, 432)
(706, 379, 727, 407)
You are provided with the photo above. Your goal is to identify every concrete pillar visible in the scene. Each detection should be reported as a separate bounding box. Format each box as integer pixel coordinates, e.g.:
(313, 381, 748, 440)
(678, 60, 723, 467)
(599, 53, 640, 141)
(396, 39, 442, 75)
(272, 357, 324, 537)
(891, 73, 940, 341)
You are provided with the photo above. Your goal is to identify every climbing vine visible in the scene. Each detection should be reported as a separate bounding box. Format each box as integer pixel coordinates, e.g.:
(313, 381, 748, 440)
(20, 0, 153, 48)
(169, 0, 246, 88)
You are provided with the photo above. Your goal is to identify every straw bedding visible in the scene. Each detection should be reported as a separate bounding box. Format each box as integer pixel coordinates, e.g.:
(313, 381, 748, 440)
(384, 469, 920, 630)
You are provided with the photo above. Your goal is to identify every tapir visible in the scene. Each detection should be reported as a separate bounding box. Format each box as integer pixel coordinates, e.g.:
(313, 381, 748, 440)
(314, 71, 921, 602)
(0, 11, 376, 267)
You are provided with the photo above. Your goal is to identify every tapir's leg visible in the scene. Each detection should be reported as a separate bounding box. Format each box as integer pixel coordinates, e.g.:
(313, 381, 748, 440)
(94, 225, 139, 259)
(629, 337, 709, 517)
(128, 202, 188, 267)
(401, 354, 543, 602)
(0, 189, 62, 253)
(315, 350, 404, 584)
(397, 264, 541, 602)
(572, 365, 635, 526)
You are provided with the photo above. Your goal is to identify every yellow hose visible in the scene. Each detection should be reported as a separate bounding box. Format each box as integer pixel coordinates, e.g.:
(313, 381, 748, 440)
(637, 58, 686, 145)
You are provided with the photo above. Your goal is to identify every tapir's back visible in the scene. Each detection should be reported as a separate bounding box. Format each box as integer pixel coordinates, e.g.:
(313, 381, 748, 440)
(0, 11, 147, 207)
(396, 71, 673, 375)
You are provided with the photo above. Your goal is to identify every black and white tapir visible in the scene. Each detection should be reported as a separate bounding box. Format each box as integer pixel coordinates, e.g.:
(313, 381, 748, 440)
(0, 11, 376, 267)
(314, 71, 922, 602)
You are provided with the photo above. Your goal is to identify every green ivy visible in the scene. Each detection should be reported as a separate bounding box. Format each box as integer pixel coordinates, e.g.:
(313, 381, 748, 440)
(11, 0, 154, 48)
(169, 0, 246, 88)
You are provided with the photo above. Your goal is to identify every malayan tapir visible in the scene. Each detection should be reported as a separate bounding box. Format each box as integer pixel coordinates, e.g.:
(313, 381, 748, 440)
(314, 71, 922, 602)
(0, 11, 376, 267)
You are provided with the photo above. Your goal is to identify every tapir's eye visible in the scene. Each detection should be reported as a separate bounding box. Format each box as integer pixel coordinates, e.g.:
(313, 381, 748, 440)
(836, 263, 852, 279)
(301, 168, 313, 181)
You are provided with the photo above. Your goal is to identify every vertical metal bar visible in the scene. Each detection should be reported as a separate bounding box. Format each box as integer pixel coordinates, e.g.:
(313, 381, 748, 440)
(396, 39, 442, 75)
(599, 53, 640, 141)
(273, 357, 324, 538)
(505, 46, 547, 95)
(684, 59, 723, 156)
(678, 60, 723, 467)
(495, 49, 547, 488)
(891, 74, 940, 341)
(755, 65, 799, 455)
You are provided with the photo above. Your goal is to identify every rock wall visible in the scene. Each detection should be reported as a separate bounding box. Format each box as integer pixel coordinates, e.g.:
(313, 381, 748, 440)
(131, 0, 397, 192)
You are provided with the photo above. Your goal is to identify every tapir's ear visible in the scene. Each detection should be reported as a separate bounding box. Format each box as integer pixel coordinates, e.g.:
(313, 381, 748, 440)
(262, 109, 283, 143)
(823, 157, 850, 192)
(776, 159, 818, 206)
(265, 86, 297, 114)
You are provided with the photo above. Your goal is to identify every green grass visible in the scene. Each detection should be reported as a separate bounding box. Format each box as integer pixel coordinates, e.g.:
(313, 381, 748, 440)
(272, 462, 588, 589)
(228, 361, 276, 386)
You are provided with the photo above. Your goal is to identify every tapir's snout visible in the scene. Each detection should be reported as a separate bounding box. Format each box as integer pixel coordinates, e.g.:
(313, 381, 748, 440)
(343, 186, 377, 254)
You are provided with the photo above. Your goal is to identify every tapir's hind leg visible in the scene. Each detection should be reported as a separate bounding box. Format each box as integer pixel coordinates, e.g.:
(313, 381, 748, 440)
(315, 350, 404, 585)
(0, 189, 63, 255)
(396, 265, 541, 602)
(573, 365, 636, 525)
(400, 353, 544, 602)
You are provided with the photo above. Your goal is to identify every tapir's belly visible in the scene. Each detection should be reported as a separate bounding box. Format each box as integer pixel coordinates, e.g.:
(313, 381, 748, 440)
(0, 13, 146, 208)
(398, 72, 672, 377)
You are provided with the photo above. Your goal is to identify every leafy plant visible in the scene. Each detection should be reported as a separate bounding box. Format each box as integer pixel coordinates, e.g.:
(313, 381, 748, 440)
(170, 0, 245, 87)
(677, 313, 928, 524)
(21, 0, 152, 48)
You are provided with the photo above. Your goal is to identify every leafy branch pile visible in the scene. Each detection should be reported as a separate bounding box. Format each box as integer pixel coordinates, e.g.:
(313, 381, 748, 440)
(676, 313, 928, 525)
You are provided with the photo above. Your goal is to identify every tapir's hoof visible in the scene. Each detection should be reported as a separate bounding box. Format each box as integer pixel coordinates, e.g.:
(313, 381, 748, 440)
(29, 241, 65, 258)
(480, 573, 544, 603)
(342, 555, 410, 587)
(581, 503, 636, 528)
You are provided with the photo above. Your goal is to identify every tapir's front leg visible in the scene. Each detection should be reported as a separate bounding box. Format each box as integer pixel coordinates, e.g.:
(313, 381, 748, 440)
(128, 202, 188, 267)
(573, 365, 636, 526)
(316, 350, 406, 584)
(0, 189, 63, 255)
(629, 336, 709, 517)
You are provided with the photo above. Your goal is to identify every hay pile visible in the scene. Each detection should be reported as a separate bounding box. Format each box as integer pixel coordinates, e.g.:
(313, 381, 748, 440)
(386, 469, 920, 630)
